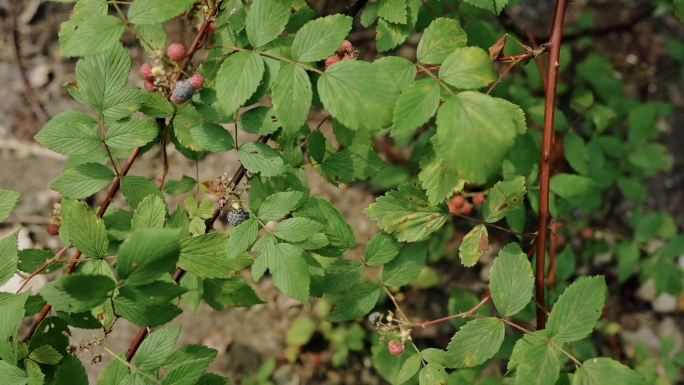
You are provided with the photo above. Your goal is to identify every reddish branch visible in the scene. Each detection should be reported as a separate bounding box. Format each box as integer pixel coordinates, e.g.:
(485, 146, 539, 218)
(534, 0, 569, 330)
(125, 135, 267, 361)
(23, 148, 141, 341)
(25, 0, 223, 343)
(414, 293, 492, 329)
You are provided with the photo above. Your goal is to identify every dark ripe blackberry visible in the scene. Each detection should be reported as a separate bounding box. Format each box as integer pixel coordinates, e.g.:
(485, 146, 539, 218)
(171, 80, 195, 103)
(226, 208, 250, 226)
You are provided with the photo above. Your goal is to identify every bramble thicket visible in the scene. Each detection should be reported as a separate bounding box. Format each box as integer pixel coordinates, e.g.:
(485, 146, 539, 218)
(1, 0, 684, 384)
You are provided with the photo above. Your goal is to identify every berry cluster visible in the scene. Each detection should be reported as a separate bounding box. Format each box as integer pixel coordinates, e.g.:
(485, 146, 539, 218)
(324, 40, 359, 68)
(139, 42, 204, 100)
(226, 208, 250, 226)
(170, 74, 204, 104)
(448, 192, 485, 216)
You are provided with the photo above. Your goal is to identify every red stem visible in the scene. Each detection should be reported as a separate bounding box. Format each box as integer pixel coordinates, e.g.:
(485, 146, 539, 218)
(535, 0, 569, 330)
(414, 294, 492, 329)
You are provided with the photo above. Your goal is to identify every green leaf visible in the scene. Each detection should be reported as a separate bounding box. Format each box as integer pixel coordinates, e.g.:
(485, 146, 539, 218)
(374, 56, 416, 92)
(397, 354, 421, 384)
(364, 232, 401, 266)
(246, 0, 291, 47)
(266, 242, 310, 304)
(383, 242, 428, 287)
(60, 15, 124, 57)
(226, 218, 260, 258)
(271, 63, 312, 133)
(128, 0, 195, 24)
(0, 189, 21, 222)
(364, 183, 449, 242)
(322, 259, 363, 293)
(445, 317, 504, 368)
(29, 345, 63, 365)
(573, 358, 646, 385)
(131, 194, 167, 230)
(121, 176, 164, 208)
(117, 228, 180, 285)
(0, 292, 29, 362)
(564, 131, 589, 175)
(25, 359, 43, 385)
(286, 316, 316, 347)
(203, 277, 264, 309)
(417, 17, 467, 65)
(97, 354, 130, 385)
(328, 282, 382, 322)
(191, 123, 235, 152)
(434, 92, 525, 184)
(482, 176, 526, 223)
(391, 78, 440, 143)
(239, 106, 280, 135)
(63, 203, 108, 258)
(51, 163, 114, 199)
(0, 234, 19, 287)
(40, 274, 115, 313)
(105, 117, 159, 150)
(547, 276, 606, 343)
(164, 176, 196, 196)
(489, 243, 533, 316)
(239, 142, 286, 177)
(53, 356, 88, 385)
(462, 0, 509, 15)
(179, 233, 250, 278)
(258, 191, 306, 221)
(217, 51, 265, 115)
(134, 23, 167, 55)
(71, 45, 135, 118)
(617, 242, 640, 283)
(134, 327, 181, 372)
(35, 112, 101, 156)
(458, 225, 488, 267)
(273, 217, 323, 242)
(550, 174, 595, 199)
(294, 197, 355, 256)
(318, 60, 399, 130)
(418, 153, 463, 205)
(0, 361, 27, 385)
(508, 331, 560, 385)
(161, 345, 217, 385)
(419, 363, 448, 385)
(291, 14, 353, 62)
(439, 47, 496, 90)
(113, 291, 182, 327)
(377, 0, 407, 24)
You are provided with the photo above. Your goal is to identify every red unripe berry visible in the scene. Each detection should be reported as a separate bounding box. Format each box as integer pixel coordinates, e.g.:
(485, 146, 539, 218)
(460, 202, 473, 216)
(388, 340, 405, 356)
(325, 55, 341, 68)
(47, 223, 60, 236)
(555, 234, 566, 246)
(448, 195, 465, 215)
(338, 39, 353, 53)
(143, 80, 156, 92)
(139, 63, 154, 80)
(473, 193, 485, 206)
(170, 95, 183, 104)
(188, 73, 204, 89)
(581, 227, 593, 239)
(166, 43, 187, 61)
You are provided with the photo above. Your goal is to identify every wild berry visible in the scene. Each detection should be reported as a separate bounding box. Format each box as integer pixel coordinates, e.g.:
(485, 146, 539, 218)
(581, 227, 593, 239)
(473, 193, 485, 206)
(188, 73, 204, 90)
(143, 80, 156, 92)
(325, 55, 341, 68)
(171, 79, 195, 104)
(167, 43, 187, 61)
(47, 223, 60, 236)
(387, 340, 405, 356)
(338, 39, 353, 54)
(139, 63, 154, 80)
(226, 208, 250, 226)
(460, 202, 473, 216)
(448, 195, 465, 215)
